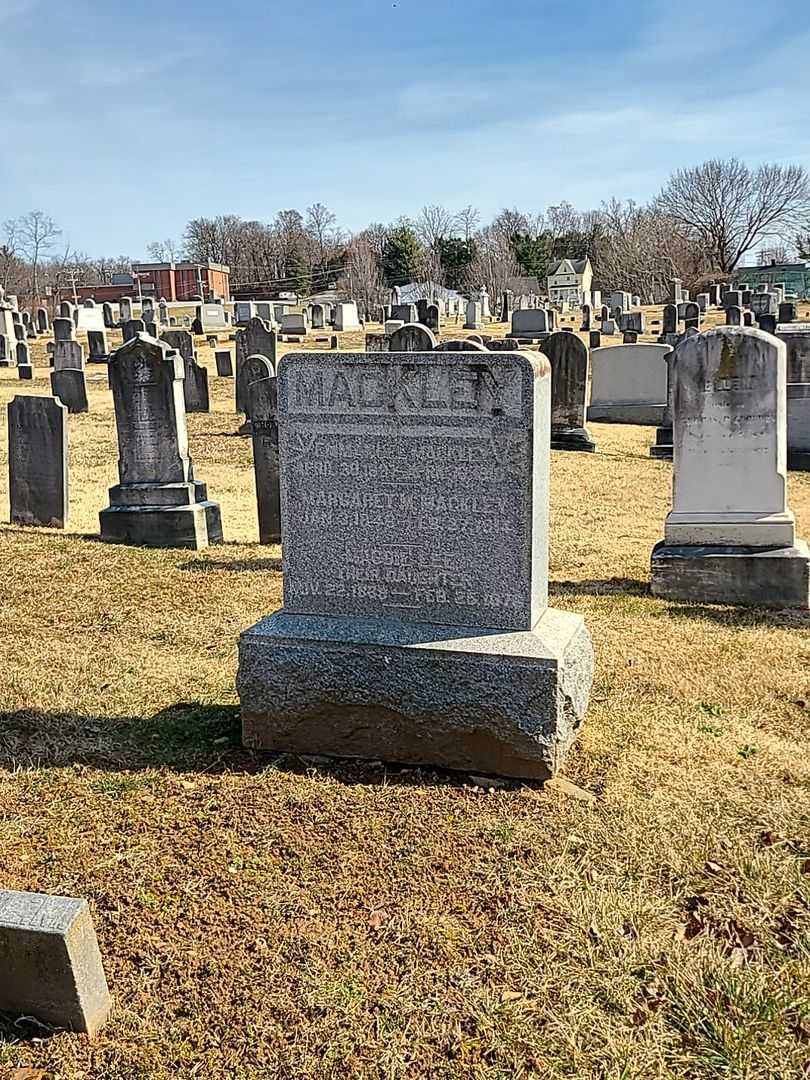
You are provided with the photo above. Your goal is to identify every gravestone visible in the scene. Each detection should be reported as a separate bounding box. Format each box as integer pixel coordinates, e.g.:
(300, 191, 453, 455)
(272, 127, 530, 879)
(99, 334, 223, 548)
(501, 290, 514, 321)
(776, 325, 810, 382)
(511, 309, 549, 336)
(161, 330, 209, 413)
(779, 302, 797, 324)
(334, 302, 361, 331)
(8, 396, 68, 527)
(18, 361, 33, 380)
(683, 302, 700, 330)
(723, 290, 742, 311)
(649, 352, 675, 461)
(215, 349, 233, 377)
(0, 334, 10, 366)
(391, 303, 416, 323)
(119, 297, 133, 323)
(464, 301, 481, 329)
(248, 372, 281, 544)
(589, 330, 601, 349)
(623, 331, 638, 344)
(696, 293, 709, 313)
(726, 306, 742, 326)
(54, 336, 85, 371)
(14, 341, 28, 368)
(0, 889, 110, 1035)
(384, 319, 405, 335)
(750, 292, 777, 316)
(281, 313, 308, 336)
(741, 290, 753, 307)
(580, 304, 591, 331)
(620, 311, 645, 333)
(758, 314, 777, 335)
(663, 305, 678, 334)
(102, 302, 115, 329)
(365, 333, 390, 353)
(589, 343, 670, 424)
(788, 384, 810, 470)
(389, 323, 437, 351)
(236, 317, 277, 416)
(158, 300, 169, 324)
(670, 278, 683, 304)
(600, 319, 616, 336)
(87, 329, 108, 362)
(237, 350, 594, 780)
(310, 303, 325, 329)
(59, 301, 72, 319)
(651, 327, 809, 607)
(742, 312, 753, 326)
(51, 368, 88, 414)
(36, 307, 49, 332)
(238, 354, 275, 433)
(434, 339, 488, 352)
(542, 331, 595, 452)
(123, 318, 145, 341)
(425, 303, 440, 332)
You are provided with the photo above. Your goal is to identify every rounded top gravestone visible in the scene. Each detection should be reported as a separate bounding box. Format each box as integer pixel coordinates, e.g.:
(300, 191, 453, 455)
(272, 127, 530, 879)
(434, 339, 488, 352)
(388, 323, 437, 352)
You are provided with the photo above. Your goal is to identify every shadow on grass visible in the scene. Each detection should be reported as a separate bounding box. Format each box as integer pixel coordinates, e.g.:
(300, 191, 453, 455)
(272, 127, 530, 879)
(181, 558, 282, 573)
(0, 703, 477, 790)
(664, 603, 810, 629)
(550, 577, 650, 597)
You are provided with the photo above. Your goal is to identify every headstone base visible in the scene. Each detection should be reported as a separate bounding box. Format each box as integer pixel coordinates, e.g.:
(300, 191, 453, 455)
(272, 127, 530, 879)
(649, 425, 673, 460)
(237, 607, 593, 781)
(550, 425, 596, 453)
(650, 540, 810, 609)
(100, 482, 223, 548)
(587, 403, 666, 425)
(788, 449, 810, 471)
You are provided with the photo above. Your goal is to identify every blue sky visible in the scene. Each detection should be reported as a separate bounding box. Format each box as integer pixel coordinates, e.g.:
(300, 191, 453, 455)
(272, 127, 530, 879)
(1, 0, 806, 258)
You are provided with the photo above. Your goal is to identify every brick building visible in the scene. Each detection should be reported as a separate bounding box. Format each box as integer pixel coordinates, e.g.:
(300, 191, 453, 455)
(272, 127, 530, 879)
(66, 261, 231, 305)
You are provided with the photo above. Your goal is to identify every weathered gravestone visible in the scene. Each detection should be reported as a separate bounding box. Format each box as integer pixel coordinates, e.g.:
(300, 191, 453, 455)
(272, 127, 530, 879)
(750, 291, 777, 316)
(425, 303, 440, 332)
(248, 371, 281, 544)
(51, 368, 88, 414)
(123, 318, 145, 342)
(651, 327, 809, 607)
(36, 307, 49, 333)
(683, 302, 700, 330)
(588, 343, 670, 424)
(236, 350, 594, 780)
(511, 309, 549, 336)
(310, 303, 325, 329)
(389, 323, 437, 351)
(758, 313, 777, 335)
(87, 329, 108, 362)
(0, 889, 110, 1036)
(161, 330, 209, 412)
(726, 306, 742, 326)
(464, 301, 481, 329)
(391, 303, 417, 323)
(102, 302, 115, 329)
(589, 330, 601, 350)
(580, 304, 591, 331)
(15, 341, 29, 369)
(788, 384, 810, 470)
(215, 348, 233, 377)
(8, 396, 68, 527)
(235, 318, 277, 418)
(433, 339, 488, 352)
(776, 325, 810, 383)
(99, 334, 223, 548)
(281, 313, 308, 336)
(541, 331, 595, 452)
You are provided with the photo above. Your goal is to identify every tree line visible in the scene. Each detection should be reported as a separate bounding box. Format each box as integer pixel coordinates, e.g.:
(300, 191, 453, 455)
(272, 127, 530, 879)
(5, 159, 810, 311)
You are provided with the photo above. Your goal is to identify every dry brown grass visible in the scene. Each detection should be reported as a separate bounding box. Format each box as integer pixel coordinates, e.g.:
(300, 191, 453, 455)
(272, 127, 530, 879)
(0, 311, 808, 1079)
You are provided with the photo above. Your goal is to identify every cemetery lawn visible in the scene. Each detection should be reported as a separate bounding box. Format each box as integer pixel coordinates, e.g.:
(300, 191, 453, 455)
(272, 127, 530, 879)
(1, 333, 810, 1079)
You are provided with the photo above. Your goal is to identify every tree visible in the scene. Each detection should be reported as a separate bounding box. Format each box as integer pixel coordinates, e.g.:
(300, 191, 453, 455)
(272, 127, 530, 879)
(305, 203, 338, 268)
(655, 158, 810, 273)
(339, 232, 386, 319)
(17, 210, 60, 304)
(436, 237, 476, 290)
(1, 218, 20, 291)
(455, 205, 480, 242)
(382, 223, 421, 287)
(146, 238, 181, 262)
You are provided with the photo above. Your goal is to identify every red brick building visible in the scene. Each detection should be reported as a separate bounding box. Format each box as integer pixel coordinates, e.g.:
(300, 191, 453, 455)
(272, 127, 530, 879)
(67, 261, 231, 304)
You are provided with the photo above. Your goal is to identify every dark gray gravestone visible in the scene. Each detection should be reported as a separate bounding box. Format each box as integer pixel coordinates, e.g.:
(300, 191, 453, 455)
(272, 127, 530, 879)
(87, 329, 108, 362)
(102, 302, 115, 328)
(580, 304, 591, 331)
(779, 302, 797, 324)
(663, 304, 678, 334)
(99, 334, 223, 549)
(36, 307, 49, 333)
(237, 351, 594, 780)
(248, 375, 281, 544)
(542, 331, 595, 452)
(433, 339, 487, 352)
(215, 349, 233, 376)
(123, 318, 145, 341)
(389, 323, 437, 352)
(51, 368, 88, 414)
(758, 313, 777, 335)
(161, 330, 209, 413)
(425, 303, 440, 331)
(589, 330, 601, 349)
(0, 889, 110, 1035)
(239, 354, 274, 432)
(53, 317, 73, 342)
(15, 340, 28, 368)
(8, 395, 68, 527)
(0, 333, 9, 365)
(235, 317, 277, 415)
(727, 306, 742, 326)
(743, 311, 754, 327)
(623, 331, 638, 344)
(311, 304, 325, 329)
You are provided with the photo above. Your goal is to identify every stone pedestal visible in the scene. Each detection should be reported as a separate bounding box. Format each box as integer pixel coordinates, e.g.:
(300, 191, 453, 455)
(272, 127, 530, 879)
(239, 608, 593, 781)
(651, 541, 810, 609)
(551, 425, 596, 453)
(649, 425, 673, 460)
(100, 480, 223, 548)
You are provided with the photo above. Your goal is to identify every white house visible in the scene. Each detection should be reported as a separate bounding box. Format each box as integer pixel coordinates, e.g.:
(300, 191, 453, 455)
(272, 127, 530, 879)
(546, 257, 593, 306)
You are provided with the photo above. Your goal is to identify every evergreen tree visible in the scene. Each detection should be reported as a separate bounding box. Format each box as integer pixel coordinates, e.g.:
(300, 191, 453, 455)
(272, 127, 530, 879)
(382, 224, 421, 287)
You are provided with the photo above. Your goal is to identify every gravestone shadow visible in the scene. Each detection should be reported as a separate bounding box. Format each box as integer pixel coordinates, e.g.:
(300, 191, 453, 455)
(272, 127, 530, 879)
(181, 557, 282, 573)
(550, 577, 649, 597)
(0, 704, 480, 790)
(664, 603, 810, 629)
